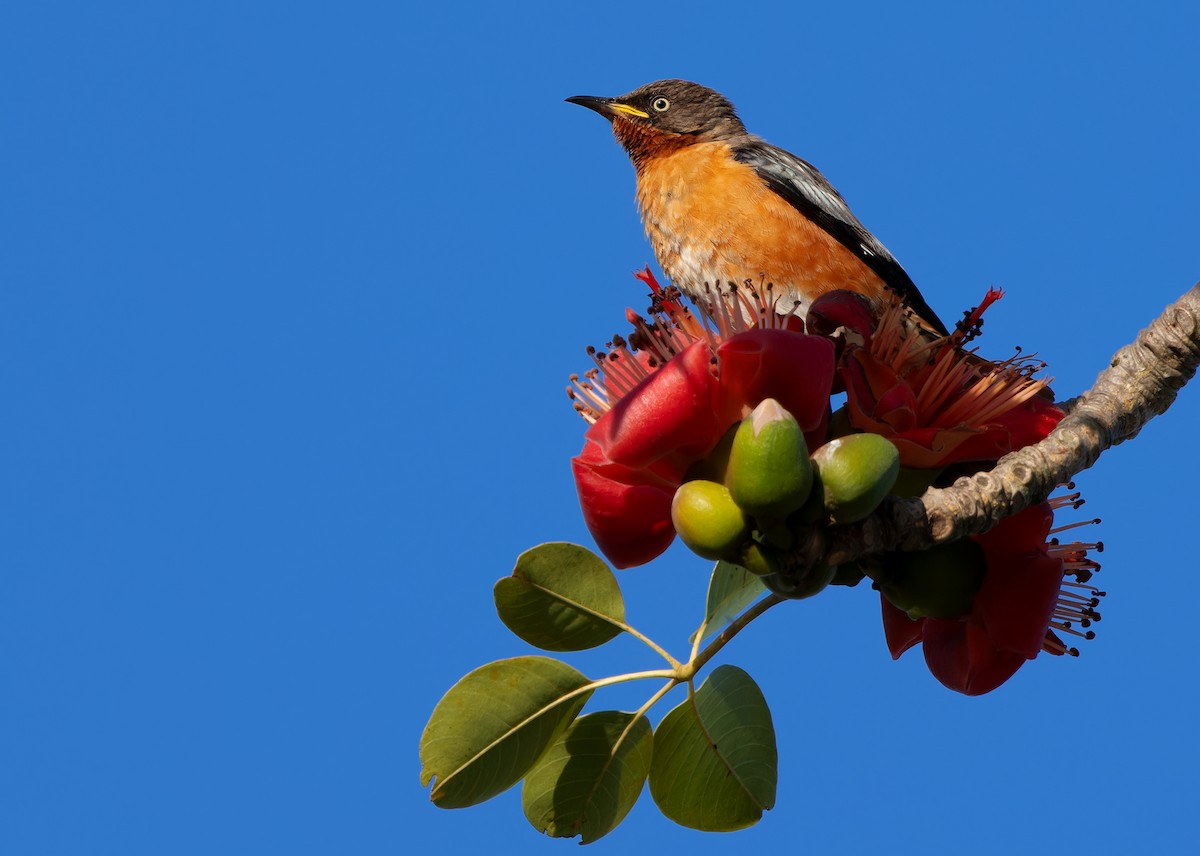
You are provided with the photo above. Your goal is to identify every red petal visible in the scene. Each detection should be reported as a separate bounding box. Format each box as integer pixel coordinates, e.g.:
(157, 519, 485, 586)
(633, 265, 661, 291)
(975, 503, 1055, 555)
(893, 424, 1009, 468)
(586, 341, 730, 473)
(572, 443, 677, 568)
(886, 430, 983, 469)
(973, 548, 1062, 658)
(717, 329, 835, 448)
(921, 619, 1027, 695)
(881, 594, 925, 659)
(807, 290, 876, 340)
(997, 397, 1064, 450)
(842, 348, 918, 432)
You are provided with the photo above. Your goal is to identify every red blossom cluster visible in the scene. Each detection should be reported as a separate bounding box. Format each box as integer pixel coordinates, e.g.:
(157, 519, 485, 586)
(566, 275, 1101, 694)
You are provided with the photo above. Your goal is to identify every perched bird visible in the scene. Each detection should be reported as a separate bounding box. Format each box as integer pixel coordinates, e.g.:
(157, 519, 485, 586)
(567, 79, 947, 334)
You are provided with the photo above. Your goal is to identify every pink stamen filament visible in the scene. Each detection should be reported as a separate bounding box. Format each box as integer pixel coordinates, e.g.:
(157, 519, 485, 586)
(1049, 519, 1102, 535)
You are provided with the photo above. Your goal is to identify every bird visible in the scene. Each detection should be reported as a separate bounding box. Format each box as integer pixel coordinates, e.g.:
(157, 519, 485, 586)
(566, 79, 948, 335)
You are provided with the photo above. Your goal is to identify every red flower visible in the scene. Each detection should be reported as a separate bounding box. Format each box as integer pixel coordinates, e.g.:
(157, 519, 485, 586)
(881, 503, 1104, 695)
(840, 299, 1063, 469)
(569, 278, 835, 568)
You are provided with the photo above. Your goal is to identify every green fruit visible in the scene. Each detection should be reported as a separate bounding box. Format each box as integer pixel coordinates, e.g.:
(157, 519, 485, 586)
(830, 561, 867, 587)
(762, 560, 837, 600)
(786, 561, 837, 599)
(877, 538, 986, 619)
(733, 541, 781, 577)
(671, 480, 750, 561)
(725, 399, 812, 520)
(810, 433, 900, 523)
(758, 522, 795, 551)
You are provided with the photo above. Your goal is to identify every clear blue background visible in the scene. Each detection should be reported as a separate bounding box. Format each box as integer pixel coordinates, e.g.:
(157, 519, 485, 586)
(3, 2, 1197, 853)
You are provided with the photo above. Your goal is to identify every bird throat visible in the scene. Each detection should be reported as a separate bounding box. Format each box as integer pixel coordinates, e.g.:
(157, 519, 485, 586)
(611, 119, 691, 173)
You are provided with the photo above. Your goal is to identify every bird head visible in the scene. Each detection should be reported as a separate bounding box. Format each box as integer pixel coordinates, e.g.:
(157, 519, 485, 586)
(567, 80, 746, 165)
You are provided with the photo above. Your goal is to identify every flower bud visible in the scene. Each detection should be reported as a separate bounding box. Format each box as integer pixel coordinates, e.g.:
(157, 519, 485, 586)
(810, 433, 900, 523)
(763, 560, 836, 599)
(725, 399, 813, 521)
(806, 290, 877, 340)
(877, 538, 987, 619)
(670, 480, 751, 561)
(734, 541, 782, 577)
(830, 561, 867, 587)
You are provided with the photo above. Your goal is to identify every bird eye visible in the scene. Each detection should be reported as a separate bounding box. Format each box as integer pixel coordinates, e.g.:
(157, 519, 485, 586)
(651, 97, 670, 112)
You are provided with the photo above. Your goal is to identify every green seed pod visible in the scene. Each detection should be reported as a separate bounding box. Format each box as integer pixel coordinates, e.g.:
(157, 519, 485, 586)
(877, 538, 987, 619)
(830, 561, 867, 587)
(810, 433, 900, 523)
(725, 399, 813, 521)
(670, 480, 751, 561)
(734, 541, 782, 577)
(762, 560, 837, 599)
(758, 522, 795, 551)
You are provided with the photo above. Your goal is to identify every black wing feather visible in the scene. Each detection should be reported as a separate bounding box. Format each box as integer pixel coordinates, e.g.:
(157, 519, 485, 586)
(733, 140, 947, 334)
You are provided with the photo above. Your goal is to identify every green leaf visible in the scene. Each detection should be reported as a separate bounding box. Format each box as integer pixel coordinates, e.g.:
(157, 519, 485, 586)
(420, 656, 593, 809)
(494, 542, 626, 651)
(648, 665, 776, 831)
(522, 710, 654, 844)
(690, 561, 767, 646)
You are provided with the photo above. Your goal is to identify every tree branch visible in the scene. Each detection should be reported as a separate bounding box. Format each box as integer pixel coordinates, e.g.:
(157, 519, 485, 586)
(785, 284, 1200, 574)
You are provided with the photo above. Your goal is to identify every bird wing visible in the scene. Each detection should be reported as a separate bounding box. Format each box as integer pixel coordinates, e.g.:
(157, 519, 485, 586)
(732, 140, 947, 334)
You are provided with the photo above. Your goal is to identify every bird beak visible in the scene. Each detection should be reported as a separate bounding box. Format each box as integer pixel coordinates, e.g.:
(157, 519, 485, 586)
(565, 95, 650, 120)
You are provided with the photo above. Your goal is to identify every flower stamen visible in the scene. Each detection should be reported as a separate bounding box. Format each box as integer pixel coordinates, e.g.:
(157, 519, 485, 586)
(588, 348, 642, 399)
(567, 370, 610, 423)
(569, 271, 806, 422)
(1048, 518, 1102, 536)
(1041, 505, 1104, 658)
(1048, 491, 1085, 511)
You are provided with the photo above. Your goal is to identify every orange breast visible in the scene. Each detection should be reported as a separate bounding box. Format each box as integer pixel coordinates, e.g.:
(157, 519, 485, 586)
(634, 142, 889, 314)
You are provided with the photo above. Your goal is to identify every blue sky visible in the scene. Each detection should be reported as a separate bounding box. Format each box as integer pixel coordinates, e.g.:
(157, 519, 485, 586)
(3, 2, 1198, 853)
